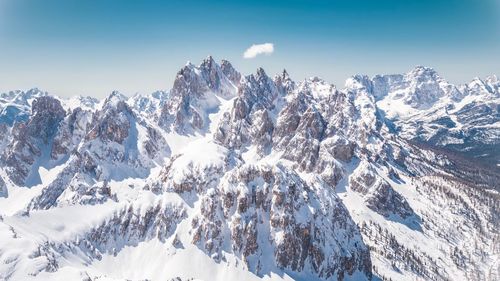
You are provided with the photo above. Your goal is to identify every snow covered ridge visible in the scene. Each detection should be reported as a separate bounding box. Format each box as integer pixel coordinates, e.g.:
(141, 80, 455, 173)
(0, 57, 499, 281)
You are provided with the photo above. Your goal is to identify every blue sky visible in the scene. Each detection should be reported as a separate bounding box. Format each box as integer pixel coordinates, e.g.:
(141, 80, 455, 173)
(0, 0, 499, 98)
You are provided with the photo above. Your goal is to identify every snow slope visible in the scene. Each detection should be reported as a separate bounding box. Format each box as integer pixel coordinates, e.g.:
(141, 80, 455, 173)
(0, 58, 498, 281)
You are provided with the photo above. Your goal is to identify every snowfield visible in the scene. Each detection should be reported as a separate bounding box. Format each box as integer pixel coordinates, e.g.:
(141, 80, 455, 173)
(0, 57, 498, 281)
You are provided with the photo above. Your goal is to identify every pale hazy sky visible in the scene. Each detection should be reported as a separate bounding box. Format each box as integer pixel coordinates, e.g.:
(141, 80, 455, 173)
(0, 0, 499, 98)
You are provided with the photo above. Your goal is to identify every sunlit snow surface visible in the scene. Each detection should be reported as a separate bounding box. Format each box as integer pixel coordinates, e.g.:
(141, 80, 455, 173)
(0, 93, 295, 280)
(0, 63, 498, 281)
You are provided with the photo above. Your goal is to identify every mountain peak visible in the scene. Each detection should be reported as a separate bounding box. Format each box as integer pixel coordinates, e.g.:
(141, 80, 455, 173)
(220, 59, 241, 85)
(407, 65, 440, 80)
(203, 55, 215, 62)
(25, 87, 45, 95)
(0, 59, 498, 281)
(102, 90, 128, 109)
(485, 74, 499, 86)
(467, 77, 496, 96)
(10, 88, 47, 105)
(310, 76, 324, 83)
(274, 69, 292, 83)
(108, 90, 127, 100)
(412, 65, 435, 72)
(200, 55, 217, 69)
(274, 69, 295, 95)
(256, 67, 267, 78)
(220, 59, 231, 66)
(281, 69, 290, 79)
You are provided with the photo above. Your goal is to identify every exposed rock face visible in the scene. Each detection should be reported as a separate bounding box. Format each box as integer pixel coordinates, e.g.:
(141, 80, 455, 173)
(0, 123, 11, 151)
(56, 178, 116, 207)
(187, 163, 372, 280)
(321, 136, 356, 162)
(215, 75, 365, 189)
(274, 69, 296, 96)
(221, 59, 241, 86)
(78, 200, 187, 255)
(27, 157, 86, 210)
(275, 95, 326, 171)
(153, 130, 373, 280)
(159, 57, 237, 134)
(26, 91, 169, 211)
(0, 175, 6, 198)
(51, 107, 92, 160)
(87, 92, 131, 144)
(215, 68, 281, 153)
(22, 200, 187, 275)
(29, 96, 67, 142)
(81, 91, 167, 180)
(349, 161, 414, 219)
(2, 96, 66, 185)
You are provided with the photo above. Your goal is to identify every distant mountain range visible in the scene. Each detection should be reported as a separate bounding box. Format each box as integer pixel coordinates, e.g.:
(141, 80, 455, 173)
(0, 57, 498, 281)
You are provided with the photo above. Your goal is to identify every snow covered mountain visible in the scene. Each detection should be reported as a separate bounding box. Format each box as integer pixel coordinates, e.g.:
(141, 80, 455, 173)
(0, 57, 498, 281)
(349, 66, 500, 167)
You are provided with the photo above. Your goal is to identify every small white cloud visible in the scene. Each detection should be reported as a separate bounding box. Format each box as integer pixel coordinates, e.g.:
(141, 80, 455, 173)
(243, 43, 274, 59)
